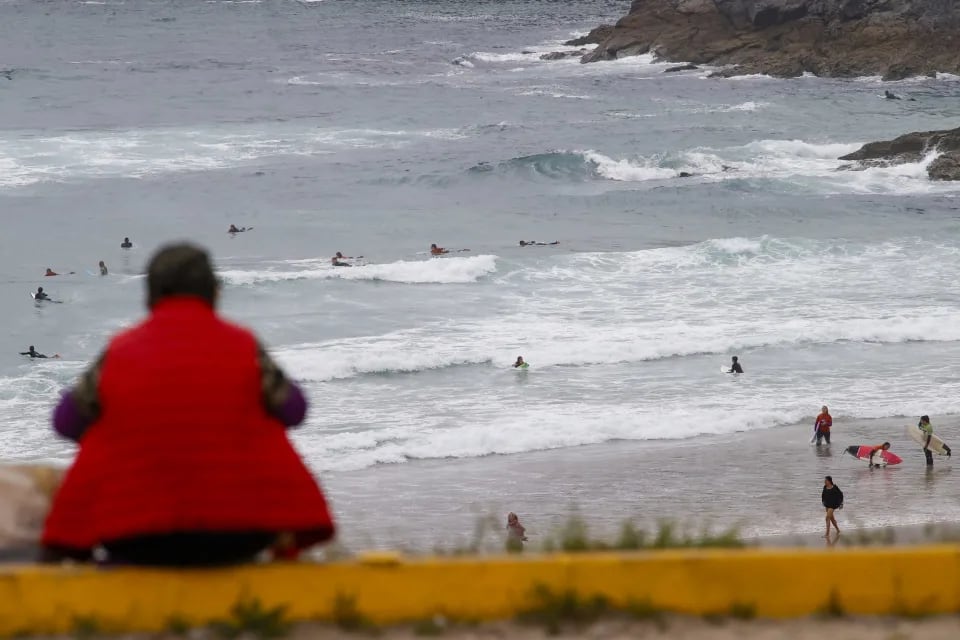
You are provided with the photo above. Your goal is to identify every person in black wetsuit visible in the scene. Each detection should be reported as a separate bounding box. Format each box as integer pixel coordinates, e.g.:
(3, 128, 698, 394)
(821, 476, 843, 539)
(519, 240, 560, 247)
(34, 287, 49, 301)
(99, 261, 108, 276)
(121, 237, 133, 249)
(20, 346, 50, 359)
(727, 356, 743, 374)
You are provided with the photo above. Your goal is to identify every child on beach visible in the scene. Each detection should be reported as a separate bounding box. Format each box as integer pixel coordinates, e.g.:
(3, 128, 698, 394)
(814, 406, 832, 445)
(821, 476, 843, 538)
(506, 512, 527, 552)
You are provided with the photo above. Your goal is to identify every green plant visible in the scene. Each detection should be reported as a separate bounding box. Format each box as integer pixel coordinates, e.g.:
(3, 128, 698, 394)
(332, 593, 378, 633)
(209, 598, 289, 639)
(728, 602, 756, 620)
(615, 521, 647, 550)
(412, 615, 447, 636)
(818, 589, 845, 618)
(70, 615, 101, 639)
(517, 585, 609, 635)
(625, 598, 668, 630)
(165, 615, 191, 636)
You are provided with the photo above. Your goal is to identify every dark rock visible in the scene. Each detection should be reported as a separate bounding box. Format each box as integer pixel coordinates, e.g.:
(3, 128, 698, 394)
(539, 50, 587, 61)
(581, 0, 960, 79)
(840, 127, 960, 180)
(665, 63, 700, 72)
(928, 151, 960, 181)
(565, 25, 615, 47)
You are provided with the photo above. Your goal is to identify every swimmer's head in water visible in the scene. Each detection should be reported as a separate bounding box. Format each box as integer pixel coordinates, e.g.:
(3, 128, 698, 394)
(146, 243, 218, 309)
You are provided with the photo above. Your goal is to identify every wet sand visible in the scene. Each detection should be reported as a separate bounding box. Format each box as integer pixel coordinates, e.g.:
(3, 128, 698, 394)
(321, 417, 960, 552)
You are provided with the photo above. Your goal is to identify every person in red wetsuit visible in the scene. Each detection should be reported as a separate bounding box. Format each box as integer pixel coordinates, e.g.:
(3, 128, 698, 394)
(814, 405, 832, 446)
(43, 243, 335, 566)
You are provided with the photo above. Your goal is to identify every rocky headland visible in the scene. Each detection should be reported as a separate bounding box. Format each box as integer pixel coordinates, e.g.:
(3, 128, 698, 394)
(839, 127, 960, 180)
(574, 0, 960, 79)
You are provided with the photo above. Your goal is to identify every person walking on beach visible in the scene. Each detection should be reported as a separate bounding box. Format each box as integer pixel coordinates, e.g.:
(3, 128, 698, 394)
(727, 356, 743, 374)
(822, 476, 843, 538)
(814, 406, 832, 445)
(918, 415, 950, 467)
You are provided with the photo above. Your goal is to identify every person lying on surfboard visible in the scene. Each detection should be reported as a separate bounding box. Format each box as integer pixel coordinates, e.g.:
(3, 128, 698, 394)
(19, 346, 59, 359)
(918, 415, 950, 466)
(430, 243, 449, 255)
(33, 287, 49, 301)
(814, 406, 832, 446)
(869, 442, 891, 469)
(726, 356, 743, 374)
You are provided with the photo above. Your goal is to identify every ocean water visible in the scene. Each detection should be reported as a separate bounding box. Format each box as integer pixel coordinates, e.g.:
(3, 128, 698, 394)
(3, 0, 960, 534)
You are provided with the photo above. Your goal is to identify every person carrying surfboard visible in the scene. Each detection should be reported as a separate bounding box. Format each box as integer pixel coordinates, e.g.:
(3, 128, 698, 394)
(821, 476, 843, 538)
(869, 442, 891, 469)
(814, 406, 832, 446)
(918, 415, 951, 467)
(726, 356, 743, 374)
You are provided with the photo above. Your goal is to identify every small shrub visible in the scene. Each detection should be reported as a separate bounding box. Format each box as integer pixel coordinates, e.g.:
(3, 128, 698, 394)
(818, 589, 845, 618)
(615, 522, 646, 550)
(332, 593, 377, 633)
(70, 616, 101, 639)
(165, 615, 192, 635)
(729, 602, 756, 620)
(517, 584, 609, 635)
(210, 598, 289, 639)
(412, 615, 447, 636)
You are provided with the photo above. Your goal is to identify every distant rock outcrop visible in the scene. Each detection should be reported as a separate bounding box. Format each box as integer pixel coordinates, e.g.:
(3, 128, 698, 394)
(839, 127, 960, 180)
(581, 0, 960, 78)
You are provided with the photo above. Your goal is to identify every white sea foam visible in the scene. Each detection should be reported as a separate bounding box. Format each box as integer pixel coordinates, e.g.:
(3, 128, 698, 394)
(220, 255, 498, 286)
(0, 125, 464, 189)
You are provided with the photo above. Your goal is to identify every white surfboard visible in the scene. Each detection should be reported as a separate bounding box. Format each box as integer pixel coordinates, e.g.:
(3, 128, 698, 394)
(907, 424, 951, 456)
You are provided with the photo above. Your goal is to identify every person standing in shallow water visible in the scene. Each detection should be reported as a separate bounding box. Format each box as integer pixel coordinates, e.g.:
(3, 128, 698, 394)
(821, 476, 843, 539)
(43, 243, 335, 566)
(814, 406, 832, 445)
(506, 512, 527, 552)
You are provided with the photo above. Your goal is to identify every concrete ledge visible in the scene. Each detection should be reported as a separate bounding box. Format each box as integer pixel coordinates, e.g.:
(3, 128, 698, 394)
(1, 546, 958, 634)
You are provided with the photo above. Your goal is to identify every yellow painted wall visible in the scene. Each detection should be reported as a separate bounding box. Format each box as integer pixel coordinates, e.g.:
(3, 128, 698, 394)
(0, 546, 956, 634)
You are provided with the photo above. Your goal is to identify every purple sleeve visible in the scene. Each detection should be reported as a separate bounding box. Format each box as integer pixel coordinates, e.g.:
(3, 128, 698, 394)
(271, 382, 307, 427)
(53, 391, 93, 442)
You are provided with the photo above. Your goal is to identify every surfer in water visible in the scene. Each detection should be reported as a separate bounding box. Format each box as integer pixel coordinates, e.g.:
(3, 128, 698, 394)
(228, 224, 249, 234)
(869, 442, 891, 469)
(20, 346, 58, 359)
(99, 261, 108, 276)
(727, 356, 743, 374)
(814, 406, 832, 445)
(821, 476, 843, 539)
(513, 356, 528, 369)
(331, 253, 351, 267)
(506, 512, 528, 551)
(918, 415, 950, 467)
(519, 240, 560, 247)
(430, 244, 449, 256)
(34, 287, 50, 301)
(45, 268, 60, 277)
(121, 237, 133, 249)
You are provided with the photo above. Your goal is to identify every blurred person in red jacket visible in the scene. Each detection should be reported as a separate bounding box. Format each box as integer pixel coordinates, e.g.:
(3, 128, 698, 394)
(43, 243, 334, 566)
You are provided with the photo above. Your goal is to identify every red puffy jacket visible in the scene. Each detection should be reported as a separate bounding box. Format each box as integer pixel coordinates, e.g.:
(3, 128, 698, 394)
(43, 298, 334, 551)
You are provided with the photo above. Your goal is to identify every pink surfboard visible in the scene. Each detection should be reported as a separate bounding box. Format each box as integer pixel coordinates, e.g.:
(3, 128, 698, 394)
(846, 445, 902, 466)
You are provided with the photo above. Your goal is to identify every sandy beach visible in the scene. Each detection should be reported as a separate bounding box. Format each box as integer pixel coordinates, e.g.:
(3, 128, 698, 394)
(322, 416, 959, 553)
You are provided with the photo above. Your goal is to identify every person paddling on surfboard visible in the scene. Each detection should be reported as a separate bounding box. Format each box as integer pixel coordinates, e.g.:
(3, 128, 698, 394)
(821, 476, 843, 539)
(814, 406, 832, 446)
(121, 237, 133, 249)
(869, 442, 891, 469)
(726, 356, 743, 374)
(33, 287, 50, 301)
(19, 346, 58, 359)
(918, 415, 950, 466)
(331, 252, 352, 267)
(513, 356, 529, 369)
